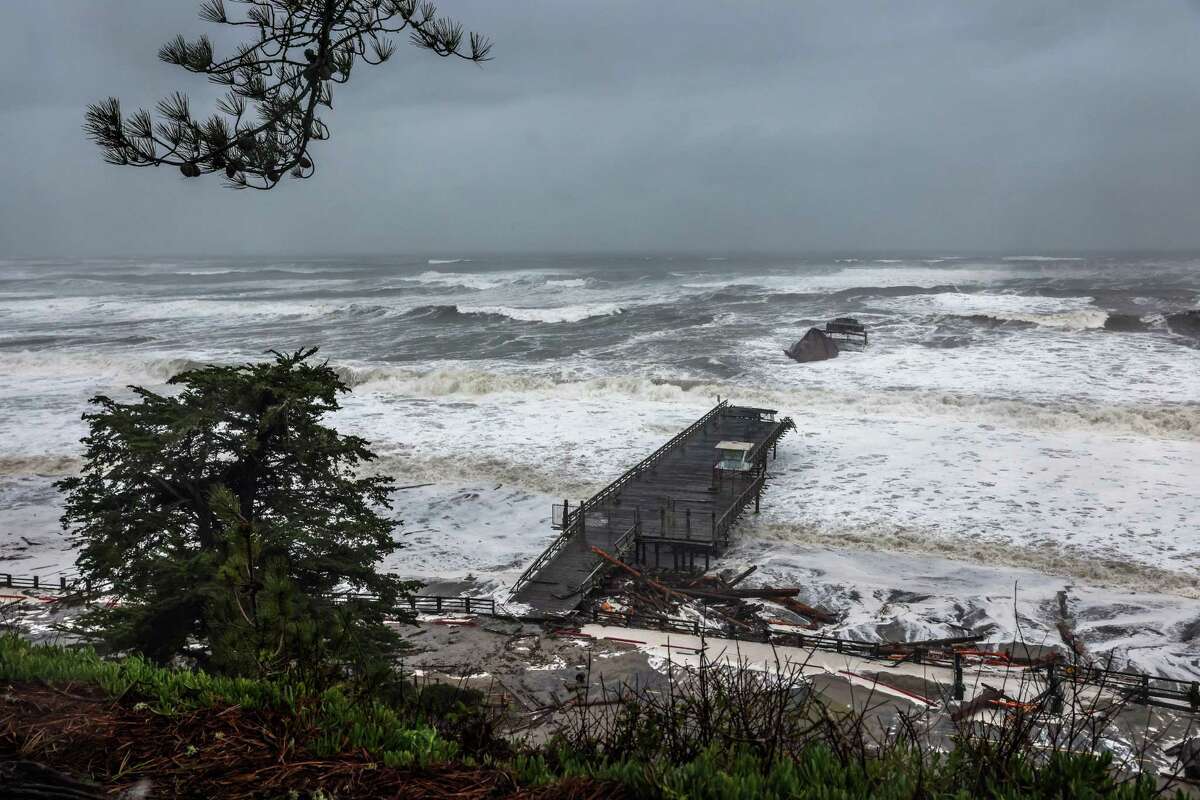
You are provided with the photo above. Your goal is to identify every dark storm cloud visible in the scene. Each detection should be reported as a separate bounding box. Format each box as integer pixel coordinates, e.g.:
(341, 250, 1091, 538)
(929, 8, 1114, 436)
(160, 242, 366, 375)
(2, 1, 1200, 255)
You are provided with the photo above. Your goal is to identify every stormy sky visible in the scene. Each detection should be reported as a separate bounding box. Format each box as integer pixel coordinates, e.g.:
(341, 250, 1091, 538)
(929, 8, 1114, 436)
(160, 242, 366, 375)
(4, 1, 1200, 256)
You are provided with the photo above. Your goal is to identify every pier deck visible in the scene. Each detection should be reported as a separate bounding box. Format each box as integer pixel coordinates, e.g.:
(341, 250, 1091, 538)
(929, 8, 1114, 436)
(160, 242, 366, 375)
(511, 402, 794, 615)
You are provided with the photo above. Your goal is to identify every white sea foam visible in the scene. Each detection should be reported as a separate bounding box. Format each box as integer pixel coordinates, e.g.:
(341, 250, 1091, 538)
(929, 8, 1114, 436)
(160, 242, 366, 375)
(0, 351, 210, 386)
(3, 255, 1199, 673)
(427, 258, 466, 265)
(407, 270, 513, 290)
(334, 365, 1200, 439)
(880, 292, 1110, 329)
(1002, 256, 1084, 262)
(681, 266, 1015, 294)
(456, 303, 623, 323)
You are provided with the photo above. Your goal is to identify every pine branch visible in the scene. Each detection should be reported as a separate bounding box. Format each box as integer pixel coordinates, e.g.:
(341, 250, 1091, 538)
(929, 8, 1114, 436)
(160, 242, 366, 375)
(84, 0, 490, 190)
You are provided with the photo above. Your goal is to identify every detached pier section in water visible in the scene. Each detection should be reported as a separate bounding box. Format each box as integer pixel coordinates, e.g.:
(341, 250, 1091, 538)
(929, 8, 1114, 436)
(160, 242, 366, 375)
(511, 402, 795, 615)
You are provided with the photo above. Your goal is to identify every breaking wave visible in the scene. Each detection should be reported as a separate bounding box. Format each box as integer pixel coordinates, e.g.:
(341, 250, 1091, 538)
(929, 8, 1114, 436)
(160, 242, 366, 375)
(955, 308, 1109, 330)
(1002, 256, 1084, 262)
(368, 451, 602, 500)
(746, 520, 1200, 598)
(1166, 310, 1200, 339)
(0, 351, 208, 384)
(406, 271, 511, 290)
(400, 303, 623, 324)
(455, 303, 623, 324)
(0, 455, 81, 476)
(336, 367, 1200, 440)
(885, 292, 1110, 330)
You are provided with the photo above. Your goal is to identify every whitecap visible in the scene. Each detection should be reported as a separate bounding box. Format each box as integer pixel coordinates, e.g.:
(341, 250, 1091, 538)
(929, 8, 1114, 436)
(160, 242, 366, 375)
(1001, 256, 1084, 262)
(456, 303, 623, 324)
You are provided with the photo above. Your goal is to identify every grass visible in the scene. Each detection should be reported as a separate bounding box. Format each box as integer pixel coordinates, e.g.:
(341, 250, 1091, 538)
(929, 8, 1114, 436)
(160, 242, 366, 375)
(0, 634, 1189, 799)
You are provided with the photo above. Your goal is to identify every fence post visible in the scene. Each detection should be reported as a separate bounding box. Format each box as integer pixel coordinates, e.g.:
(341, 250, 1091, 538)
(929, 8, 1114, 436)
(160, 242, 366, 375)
(32, 576, 39, 589)
(3, 574, 9, 588)
(563, 499, 569, 527)
(436, 596, 443, 613)
(60, 577, 67, 590)
(1191, 682, 1199, 711)
(1048, 664, 1063, 714)
(953, 653, 965, 701)
(465, 597, 473, 614)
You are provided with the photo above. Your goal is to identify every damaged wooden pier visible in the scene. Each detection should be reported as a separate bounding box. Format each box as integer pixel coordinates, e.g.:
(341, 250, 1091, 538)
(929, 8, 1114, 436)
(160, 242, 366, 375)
(511, 401, 795, 615)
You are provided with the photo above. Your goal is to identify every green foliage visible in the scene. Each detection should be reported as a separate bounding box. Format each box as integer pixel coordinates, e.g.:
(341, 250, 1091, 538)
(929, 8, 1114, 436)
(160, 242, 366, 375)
(84, 1, 491, 190)
(523, 745, 1169, 800)
(0, 636, 1181, 799)
(57, 348, 418, 683)
(0, 634, 456, 766)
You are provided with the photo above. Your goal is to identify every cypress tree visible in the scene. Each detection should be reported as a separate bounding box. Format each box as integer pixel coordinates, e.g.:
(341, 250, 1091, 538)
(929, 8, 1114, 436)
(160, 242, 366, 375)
(57, 348, 417, 683)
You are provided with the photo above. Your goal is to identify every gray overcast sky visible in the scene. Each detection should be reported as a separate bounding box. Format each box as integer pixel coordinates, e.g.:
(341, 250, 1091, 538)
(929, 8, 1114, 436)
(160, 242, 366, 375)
(4, 1, 1200, 256)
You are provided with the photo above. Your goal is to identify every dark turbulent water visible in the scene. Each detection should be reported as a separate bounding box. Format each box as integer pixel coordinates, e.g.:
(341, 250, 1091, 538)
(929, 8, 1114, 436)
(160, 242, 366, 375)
(1, 253, 1199, 672)
(2, 254, 1198, 371)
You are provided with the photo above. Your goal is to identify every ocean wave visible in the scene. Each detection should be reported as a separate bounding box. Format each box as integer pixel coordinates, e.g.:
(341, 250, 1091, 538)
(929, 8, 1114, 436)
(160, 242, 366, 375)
(0, 455, 81, 476)
(884, 292, 1109, 330)
(0, 351, 209, 384)
(427, 258, 468, 265)
(1166, 310, 1200, 339)
(683, 265, 1001, 293)
(456, 303, 623, 324)
(1102, 313, 1151, 333)
(828, 284, 963, 300)
(955, 309, 1109, 330)
(406, 270, 511, 290)
(745, 520, 1200, 598)
(544, 278, 589, 288)
(337, 367, 1200, 440)
(1002, 256, 1084, 262)
(368, 450, 601, 500)
(399, 303, 623, 325)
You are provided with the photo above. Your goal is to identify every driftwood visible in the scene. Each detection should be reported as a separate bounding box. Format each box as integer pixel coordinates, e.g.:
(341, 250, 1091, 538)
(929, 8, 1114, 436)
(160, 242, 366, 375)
(776, 597, 838, 625)
(675, 587, 803, 601)
(591, 547, 756, 632)
(726, 565, 758, 587)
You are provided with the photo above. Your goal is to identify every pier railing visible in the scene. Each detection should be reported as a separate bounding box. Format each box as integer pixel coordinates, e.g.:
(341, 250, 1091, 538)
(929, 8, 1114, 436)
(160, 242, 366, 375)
(571, 521, 640, 601)
(333, 592, 497, 616)
(1, 573, 87, 594)
(577, 400, 730, 517)
(2, 573, 495, 618)
(712, 471, 767, 546)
